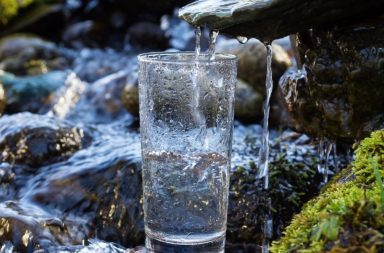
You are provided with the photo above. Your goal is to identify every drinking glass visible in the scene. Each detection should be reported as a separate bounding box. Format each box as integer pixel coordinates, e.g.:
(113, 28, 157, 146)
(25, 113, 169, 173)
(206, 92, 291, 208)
(138, 52, 237, 252)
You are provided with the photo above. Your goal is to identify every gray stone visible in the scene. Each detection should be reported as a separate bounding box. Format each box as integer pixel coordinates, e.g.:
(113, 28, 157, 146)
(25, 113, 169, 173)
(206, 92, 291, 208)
(279, 14, 384, 142)
(179, 0, 384, 42)
(234, 79, 263, 123)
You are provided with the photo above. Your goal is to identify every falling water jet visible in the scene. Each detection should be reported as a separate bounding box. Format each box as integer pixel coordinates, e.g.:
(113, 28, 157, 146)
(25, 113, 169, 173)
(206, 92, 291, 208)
(192, 26, 207, 147)
(207, 30, 219, 60)
(258, 44, 274, 253)
(195, 26, 201, 59)
(318, 138, 336, 184)
(258, 44, 273, 190)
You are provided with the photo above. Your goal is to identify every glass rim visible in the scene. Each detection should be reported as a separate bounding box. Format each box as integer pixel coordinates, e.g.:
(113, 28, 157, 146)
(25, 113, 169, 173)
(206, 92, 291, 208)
(137, 51, 237, 64)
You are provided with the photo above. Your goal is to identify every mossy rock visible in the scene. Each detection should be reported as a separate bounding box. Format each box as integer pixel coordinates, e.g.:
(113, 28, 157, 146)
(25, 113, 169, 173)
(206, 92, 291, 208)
(0, 0, 34, 25)
(271, 129, 384, 253)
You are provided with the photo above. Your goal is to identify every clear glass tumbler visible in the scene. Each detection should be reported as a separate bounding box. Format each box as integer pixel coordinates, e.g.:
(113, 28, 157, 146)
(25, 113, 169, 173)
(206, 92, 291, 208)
(138, 52, 237, 253)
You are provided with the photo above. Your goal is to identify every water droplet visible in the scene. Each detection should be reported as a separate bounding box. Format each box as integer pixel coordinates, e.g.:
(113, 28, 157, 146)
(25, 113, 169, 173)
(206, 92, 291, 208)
(236, 36, 248, 44)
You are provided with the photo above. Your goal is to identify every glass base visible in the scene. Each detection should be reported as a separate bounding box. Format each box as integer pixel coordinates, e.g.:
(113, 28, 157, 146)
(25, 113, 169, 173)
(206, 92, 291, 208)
(145, 234, 225, 253)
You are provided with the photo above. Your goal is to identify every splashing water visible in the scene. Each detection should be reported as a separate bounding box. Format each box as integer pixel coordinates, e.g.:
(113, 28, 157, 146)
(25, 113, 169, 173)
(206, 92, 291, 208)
(236, 36, 248, 44)
(0, 242, 14, 253)
(48, 72, 86, 119)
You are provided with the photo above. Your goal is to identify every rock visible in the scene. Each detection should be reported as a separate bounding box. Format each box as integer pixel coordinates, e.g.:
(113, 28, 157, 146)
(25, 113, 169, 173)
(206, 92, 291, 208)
(62, 20, 109, 49)
(122, 80, 139, 117)
(271, 130, 384, 252)
(226, 126, 328, 251)
(0, 163, 16, 201)
(179, 0, 384, 42)
(0, 113, 92, 167)
(67, 70, 133, 124)
(0, 34, 73, 76)
(21, 124, 144, 249)
(217, 39, 291, 93)
(217, 39, 291, 124)
(0, 71, 68, 113)
(0, 115, 332, 252)
(234, 79, 263, 123)
(126, 22, 169, 51)
(0, 82, 6, 115)
(0, 200, 81, 252)
(279, 14, 384, 142)
(0, 3, 65, 39)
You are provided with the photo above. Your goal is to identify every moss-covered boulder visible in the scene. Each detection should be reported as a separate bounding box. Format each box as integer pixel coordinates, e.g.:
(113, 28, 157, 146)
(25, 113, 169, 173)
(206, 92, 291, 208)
(271, 129, 384, 253)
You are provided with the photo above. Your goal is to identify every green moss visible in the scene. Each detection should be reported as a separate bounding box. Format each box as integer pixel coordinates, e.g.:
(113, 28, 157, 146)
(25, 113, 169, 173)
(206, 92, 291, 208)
(353, 130, 384, 185)
(271, 129, 384, 253)
(0, 0, 34, 25)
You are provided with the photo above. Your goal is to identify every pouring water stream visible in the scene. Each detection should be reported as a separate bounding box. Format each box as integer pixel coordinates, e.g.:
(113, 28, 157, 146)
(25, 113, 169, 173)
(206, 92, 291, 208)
(193, 26, 274, 252)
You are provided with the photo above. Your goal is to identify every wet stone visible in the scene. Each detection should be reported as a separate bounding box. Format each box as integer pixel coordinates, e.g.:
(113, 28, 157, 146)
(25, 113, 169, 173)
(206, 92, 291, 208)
(234, 79, 263, 123)
(226, 126, 327, 251)
(0, 34, 73, 76)
(217, 39, 291, 124)
(122, 79, 139, 117)
(0, 113, 333, 252)
(62, 21, 109, 49)
(0, 71, 68, 114)
(217, 39, 291, 93)
(126, 22, 169, 52)
(0, 201, 74, 252)
(179, 0, 384, 42)
(280, 14, 384, 142)
(21, 124, 143, 249)
(0, 113, 92, 167)
(0, 163, 16, 201)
